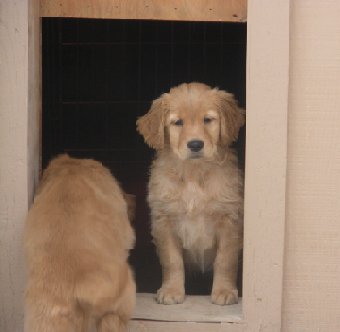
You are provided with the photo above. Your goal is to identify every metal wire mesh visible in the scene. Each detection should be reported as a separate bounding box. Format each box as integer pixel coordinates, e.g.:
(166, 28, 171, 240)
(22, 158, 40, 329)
(42, 18, 246, 293)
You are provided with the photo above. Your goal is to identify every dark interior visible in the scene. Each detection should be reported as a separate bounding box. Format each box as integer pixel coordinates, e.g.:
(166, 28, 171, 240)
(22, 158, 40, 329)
(42, 18, 246, 295)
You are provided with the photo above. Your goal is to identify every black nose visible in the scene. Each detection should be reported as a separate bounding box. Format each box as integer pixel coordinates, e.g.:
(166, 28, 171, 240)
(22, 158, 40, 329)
(187, 140, 204, 152)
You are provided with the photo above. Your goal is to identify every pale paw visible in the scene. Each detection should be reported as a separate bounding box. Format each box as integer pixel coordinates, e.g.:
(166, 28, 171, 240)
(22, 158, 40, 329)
(211, 288, 238, 305)
(156, 287, 185, 305)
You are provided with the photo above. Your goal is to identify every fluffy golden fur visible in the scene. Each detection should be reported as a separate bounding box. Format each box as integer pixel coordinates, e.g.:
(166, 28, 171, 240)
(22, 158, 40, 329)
(137, 82, 244, 305)
(24, 155, 136, 331)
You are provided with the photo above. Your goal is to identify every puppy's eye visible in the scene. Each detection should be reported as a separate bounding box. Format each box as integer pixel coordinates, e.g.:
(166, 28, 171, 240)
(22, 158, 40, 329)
(173, 119, 183, 126)
(204, 117, 214, 124)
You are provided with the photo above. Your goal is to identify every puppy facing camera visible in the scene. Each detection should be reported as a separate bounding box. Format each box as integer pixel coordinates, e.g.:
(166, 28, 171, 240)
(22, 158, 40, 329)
(137, 82, 244, 305)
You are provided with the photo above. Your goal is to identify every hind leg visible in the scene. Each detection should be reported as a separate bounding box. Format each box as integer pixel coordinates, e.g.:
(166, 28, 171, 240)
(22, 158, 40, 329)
(25, 301, 84, 332)
(96, 313, 123, 332)
(96, 267, 136, 332)
(117, 267, 136, 328)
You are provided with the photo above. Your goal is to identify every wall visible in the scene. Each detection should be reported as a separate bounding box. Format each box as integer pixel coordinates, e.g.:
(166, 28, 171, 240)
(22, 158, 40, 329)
(2, 1, 340, 331)
(0, 0, 40, 331)
(283, 1, 340, 331)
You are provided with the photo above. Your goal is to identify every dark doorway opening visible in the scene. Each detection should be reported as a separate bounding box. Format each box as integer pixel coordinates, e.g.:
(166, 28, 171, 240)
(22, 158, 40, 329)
(42, 18, 246, 295)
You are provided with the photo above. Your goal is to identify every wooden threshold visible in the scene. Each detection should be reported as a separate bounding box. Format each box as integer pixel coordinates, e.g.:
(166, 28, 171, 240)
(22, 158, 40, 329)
(132, 293, 242, 323)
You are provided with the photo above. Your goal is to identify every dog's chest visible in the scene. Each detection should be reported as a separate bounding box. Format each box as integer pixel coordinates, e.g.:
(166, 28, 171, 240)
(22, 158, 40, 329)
(180, 180, 206, 215)
(174, 181, 215, 251)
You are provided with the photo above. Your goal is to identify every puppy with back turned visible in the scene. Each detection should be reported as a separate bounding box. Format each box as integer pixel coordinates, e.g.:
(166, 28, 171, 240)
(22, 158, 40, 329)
(24, 155, 136, 331)
(137, 82, 244, 305)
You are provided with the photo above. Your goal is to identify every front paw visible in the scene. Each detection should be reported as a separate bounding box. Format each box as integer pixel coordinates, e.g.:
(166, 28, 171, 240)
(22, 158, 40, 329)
(156, 287, 185, 305)
(211, 288, 238, 305)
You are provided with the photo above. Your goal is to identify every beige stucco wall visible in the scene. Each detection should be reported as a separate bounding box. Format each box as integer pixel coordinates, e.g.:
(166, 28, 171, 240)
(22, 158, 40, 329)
(0, 0, 40, 331)
(283, 1, 340, 331)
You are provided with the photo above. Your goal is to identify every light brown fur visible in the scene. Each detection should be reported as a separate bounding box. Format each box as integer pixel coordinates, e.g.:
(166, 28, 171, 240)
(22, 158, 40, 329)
(137, 82, 245, 305)
(24, 155, 136, 331)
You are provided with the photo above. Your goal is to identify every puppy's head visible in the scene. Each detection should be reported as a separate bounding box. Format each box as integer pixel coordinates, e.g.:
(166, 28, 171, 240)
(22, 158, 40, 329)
(137, 82, 245, 160)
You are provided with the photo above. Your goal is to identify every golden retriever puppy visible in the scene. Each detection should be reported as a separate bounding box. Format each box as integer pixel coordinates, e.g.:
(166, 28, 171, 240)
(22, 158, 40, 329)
(24, 155, 136, 332)
(137, 82, 244, 305)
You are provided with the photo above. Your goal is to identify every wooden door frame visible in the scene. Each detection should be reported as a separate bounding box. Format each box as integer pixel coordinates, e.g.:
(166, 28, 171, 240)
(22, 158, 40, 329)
(11, 0, 289, 330)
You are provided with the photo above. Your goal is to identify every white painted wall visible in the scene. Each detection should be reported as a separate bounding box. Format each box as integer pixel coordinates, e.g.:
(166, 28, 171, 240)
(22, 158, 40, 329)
(283, 1, 340, 331)
(0, 1, 39, 331)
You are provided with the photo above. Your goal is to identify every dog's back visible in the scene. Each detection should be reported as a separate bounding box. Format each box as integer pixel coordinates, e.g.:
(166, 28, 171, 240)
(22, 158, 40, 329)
(24, 155, 135, 332)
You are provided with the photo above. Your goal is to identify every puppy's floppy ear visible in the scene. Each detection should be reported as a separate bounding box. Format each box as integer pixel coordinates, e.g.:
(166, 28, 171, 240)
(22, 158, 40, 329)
(216, 90, 245, 146)
(136, 94, 169, 150)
